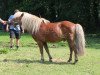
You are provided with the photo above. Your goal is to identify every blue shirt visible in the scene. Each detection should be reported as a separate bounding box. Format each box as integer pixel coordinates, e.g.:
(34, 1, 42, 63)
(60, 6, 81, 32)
(8, 15, 14, 29)
(8, 15, 20, 31)
(14, 24, 21, 31)
(8, 15, 14, 21)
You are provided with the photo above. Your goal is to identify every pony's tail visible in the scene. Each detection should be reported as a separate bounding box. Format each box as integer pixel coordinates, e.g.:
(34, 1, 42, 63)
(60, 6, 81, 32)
(75, 24, 85, 56)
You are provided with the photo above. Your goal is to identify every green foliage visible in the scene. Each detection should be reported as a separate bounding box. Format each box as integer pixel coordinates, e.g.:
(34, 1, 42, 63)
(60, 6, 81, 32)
(86, 34, 100, 49)
(0, 0, 99, 33)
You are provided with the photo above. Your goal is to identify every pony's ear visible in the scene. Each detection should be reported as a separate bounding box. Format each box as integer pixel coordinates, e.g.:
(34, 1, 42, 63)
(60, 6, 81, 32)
(19, 13, 24, 20)
(20, 13, 24, 17)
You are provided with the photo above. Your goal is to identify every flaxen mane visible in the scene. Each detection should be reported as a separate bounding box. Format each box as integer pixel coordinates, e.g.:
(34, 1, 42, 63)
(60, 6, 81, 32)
(14, 11, 50, 34)
(41, 18, 50, 24)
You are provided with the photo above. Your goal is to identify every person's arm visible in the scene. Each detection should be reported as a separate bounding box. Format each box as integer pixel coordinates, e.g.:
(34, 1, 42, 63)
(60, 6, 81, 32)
(0, 18, 6, 25)
(0, 18, 3, 23)
(6, 24, 9, 32)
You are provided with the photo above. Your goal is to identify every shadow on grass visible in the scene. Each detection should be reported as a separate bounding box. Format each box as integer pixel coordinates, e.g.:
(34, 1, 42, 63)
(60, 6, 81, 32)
(33, 60, 75, 65)
(2, 59, 34, 63)
(1, 59, 75, 65)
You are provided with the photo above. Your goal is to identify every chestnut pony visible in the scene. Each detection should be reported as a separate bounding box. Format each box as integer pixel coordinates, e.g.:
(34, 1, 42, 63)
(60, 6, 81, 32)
(13, 11, 85, 64)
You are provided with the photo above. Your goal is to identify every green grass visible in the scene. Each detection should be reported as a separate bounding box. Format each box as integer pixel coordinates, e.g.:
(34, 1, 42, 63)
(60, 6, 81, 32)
(0, 31, 100, 75)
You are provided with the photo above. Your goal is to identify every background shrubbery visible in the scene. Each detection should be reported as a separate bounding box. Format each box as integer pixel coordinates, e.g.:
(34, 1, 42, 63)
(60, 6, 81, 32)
(0, 0, 100, 33)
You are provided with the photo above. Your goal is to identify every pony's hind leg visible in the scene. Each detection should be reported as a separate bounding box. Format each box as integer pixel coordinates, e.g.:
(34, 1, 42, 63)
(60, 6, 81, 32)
(37, 41, 44, 63)
(68, 42, 78, 64)
(73, 48, 78, 64)
(67, 39, 73, 63)
(67, 33, 78, 64)
(43, 42, 52, 62)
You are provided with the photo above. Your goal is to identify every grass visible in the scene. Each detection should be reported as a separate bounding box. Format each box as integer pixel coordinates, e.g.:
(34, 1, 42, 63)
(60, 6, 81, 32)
(0, 31, 100, 75)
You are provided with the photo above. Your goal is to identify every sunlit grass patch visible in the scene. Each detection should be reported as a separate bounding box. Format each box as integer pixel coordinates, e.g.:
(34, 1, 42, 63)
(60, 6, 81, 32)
(0, 31, 100, 75)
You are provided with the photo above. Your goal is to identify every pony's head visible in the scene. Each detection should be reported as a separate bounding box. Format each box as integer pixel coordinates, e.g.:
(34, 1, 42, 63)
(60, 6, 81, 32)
(13, 11, 50, 34)
(12, 13, 24, 26)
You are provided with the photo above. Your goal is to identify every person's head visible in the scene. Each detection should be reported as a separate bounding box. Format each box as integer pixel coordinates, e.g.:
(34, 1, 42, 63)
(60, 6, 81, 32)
(14, 9, 20, 13)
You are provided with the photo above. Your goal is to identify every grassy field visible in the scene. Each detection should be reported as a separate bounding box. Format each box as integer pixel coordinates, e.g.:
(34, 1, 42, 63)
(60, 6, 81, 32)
(0, 31, 100, 75)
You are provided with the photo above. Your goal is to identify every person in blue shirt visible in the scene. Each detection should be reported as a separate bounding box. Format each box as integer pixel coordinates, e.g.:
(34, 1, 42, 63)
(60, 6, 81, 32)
(7, 9, 22, 49)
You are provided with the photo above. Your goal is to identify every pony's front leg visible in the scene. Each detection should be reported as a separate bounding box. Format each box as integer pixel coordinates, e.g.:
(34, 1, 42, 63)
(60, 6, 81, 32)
(37, 42, 44, 63)
(43, 42, 52, 62)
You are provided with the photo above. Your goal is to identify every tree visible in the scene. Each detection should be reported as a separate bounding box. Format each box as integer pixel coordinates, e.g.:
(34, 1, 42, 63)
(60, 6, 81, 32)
(0, 0, 99, 33)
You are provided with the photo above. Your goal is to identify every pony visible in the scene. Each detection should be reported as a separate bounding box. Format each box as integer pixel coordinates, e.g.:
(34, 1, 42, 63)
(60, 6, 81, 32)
(12, 11, 85, 64)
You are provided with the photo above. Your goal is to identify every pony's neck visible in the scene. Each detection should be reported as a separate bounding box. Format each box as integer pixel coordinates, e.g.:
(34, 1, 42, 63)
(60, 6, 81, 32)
(21, 13, 42, 34)
(14, 11, 50, 34)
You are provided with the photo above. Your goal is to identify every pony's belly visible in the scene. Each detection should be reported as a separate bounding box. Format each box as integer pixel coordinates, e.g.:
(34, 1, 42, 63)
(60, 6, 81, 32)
(45, 30, 64, 42)
(45, 34, 64, 42)
(46, 38, 62, 42)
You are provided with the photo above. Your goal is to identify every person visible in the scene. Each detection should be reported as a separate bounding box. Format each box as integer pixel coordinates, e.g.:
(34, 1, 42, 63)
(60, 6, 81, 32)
(0, 18, 6, 25)
(0, 18, 7, 31)
(7, 10, 22, 49)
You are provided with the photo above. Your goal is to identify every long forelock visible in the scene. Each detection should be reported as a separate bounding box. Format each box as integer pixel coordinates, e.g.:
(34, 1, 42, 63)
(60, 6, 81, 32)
(14, 12, 49, 34)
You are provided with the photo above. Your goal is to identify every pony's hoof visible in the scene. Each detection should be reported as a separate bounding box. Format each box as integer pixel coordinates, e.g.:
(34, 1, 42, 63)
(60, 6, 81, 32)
(67, 60, 72, 64)
(67, 59, 72, 63)
(67, 61, 72, 64)
(73, 60, 78, 64)
(40, 59, 44, 63)
(49, 59, 52, 62)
